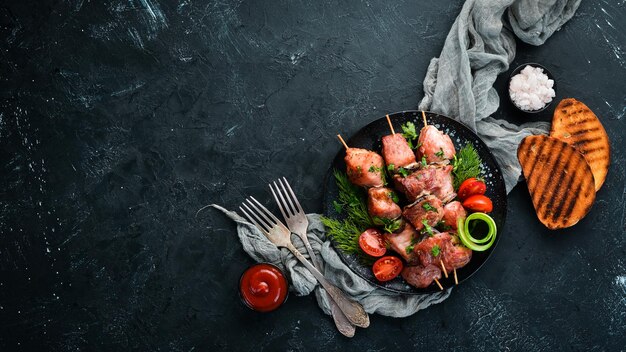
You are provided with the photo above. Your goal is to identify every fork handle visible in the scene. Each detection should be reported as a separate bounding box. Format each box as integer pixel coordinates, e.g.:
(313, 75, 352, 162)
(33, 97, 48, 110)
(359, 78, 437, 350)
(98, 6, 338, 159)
(285, 243, 370, 328)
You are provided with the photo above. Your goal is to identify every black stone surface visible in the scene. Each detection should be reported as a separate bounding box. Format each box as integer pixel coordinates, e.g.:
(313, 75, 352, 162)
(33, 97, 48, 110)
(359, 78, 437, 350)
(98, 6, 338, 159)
(1, 0, 624, 350)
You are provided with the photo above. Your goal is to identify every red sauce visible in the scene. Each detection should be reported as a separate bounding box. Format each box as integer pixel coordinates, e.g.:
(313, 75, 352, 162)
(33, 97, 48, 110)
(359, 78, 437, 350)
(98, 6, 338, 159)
(239, 263, 288, 312)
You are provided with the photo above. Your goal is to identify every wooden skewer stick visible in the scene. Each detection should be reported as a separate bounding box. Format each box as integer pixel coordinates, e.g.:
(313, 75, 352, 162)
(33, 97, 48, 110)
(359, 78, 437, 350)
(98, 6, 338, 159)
(440, 260, 448, 279)
(421, 110, 428, 128)
(386, 114, 395, 135)
(454, 268, 458, 285)
(434, 278, 443, 291)
(337, 134, 349, 150)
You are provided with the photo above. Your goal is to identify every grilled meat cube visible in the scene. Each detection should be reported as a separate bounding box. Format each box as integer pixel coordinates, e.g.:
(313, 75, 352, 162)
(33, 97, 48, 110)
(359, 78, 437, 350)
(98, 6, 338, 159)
(393, 164, 456, 203)
(383, 221, 420, 264)
(417, 125, 456, 163)
(345, 148, 385, 187)
(382, 134, 417, 171)
(442, 236, 472, 272)
(402, 195, 444, 231)
(442, 201, 467, 229)
(367, 187, 401, 220)
(401, 264, 442, 289)
(413, 232, 451, 267)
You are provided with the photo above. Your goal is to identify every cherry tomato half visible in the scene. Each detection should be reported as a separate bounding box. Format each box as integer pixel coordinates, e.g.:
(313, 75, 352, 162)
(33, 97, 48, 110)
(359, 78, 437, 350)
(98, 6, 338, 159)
(359, 228, 386, 257)
(372, 256, 403, 282)
(462, 194, 493, 213)
(457, 178, 486, 201)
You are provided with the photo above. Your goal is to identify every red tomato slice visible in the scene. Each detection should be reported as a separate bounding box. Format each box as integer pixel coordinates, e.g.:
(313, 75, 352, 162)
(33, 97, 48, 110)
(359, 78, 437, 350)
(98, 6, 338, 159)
(359, 228, 386, 257)
(372, 256, 403, 282)
(462, 194, 493, 213)
(457, 178, 487, 201)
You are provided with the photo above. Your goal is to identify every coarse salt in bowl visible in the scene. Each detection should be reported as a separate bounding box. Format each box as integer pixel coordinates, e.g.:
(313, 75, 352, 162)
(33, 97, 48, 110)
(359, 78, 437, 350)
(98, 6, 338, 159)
(508, 64, 556, 113)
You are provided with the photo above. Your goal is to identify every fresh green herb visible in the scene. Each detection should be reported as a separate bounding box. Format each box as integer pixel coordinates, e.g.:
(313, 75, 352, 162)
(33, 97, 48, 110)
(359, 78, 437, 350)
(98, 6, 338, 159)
(333, 200, 343, 214)
(368, 165, 380, 173)
(401, 122, 419, 149)
(415, 142, 422, 149)
(435, 148, 445, 158)
(320, 217, 361, 254)
(389, 191, 399, 203)
(387, 163, 395, 171)
(405, 236, 419, 254)
(421, 156, 427, 167)
(422, 202, 436, 212)
(330, 170, 373, 229)
(321, 171, 374, 255)
(431, 245, 441, 257)
(397, 167, 410, 178)
(452, 143, 482, 190)
(421, 219, 434, 236)
(373, 217, 402, 233)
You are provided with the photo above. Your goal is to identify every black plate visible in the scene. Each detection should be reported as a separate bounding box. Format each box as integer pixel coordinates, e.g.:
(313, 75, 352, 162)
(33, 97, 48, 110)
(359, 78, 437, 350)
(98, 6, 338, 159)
(323, 110, 507, 294)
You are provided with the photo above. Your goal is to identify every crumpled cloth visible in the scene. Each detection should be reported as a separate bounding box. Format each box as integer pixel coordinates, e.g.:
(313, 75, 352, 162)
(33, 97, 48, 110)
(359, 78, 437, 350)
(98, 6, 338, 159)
(214, 0, 581, 318)
(419, 0, 581, 192)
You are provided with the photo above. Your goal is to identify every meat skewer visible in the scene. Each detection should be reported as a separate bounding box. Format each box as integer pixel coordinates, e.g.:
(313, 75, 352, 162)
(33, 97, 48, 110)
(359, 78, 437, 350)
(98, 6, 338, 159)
(434, 278, 443, 290)
(382, 115, 417, 171)
(337, 134, 349, 150)
(386, 114, 396, 135)
(418, 111, 456, 163)
(440, 260, 448, 279)
(454, 268, 458, 285)
(337, 134, 385, 188)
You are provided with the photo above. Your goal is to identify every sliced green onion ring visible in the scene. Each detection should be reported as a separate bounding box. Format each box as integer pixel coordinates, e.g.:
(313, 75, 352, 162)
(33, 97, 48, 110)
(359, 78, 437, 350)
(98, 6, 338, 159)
(456, 212, 497, 251)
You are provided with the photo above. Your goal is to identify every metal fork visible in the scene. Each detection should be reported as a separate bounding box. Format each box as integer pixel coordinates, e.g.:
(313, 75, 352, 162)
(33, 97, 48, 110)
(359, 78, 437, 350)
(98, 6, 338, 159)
(239, 196, 370, 329)
(269, 178, 357, 337)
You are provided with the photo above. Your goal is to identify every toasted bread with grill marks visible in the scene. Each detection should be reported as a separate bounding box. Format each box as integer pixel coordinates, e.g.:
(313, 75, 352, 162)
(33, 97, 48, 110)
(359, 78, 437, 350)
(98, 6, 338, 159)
(550, 98, 610, 191)
(517, 135, 596, 229)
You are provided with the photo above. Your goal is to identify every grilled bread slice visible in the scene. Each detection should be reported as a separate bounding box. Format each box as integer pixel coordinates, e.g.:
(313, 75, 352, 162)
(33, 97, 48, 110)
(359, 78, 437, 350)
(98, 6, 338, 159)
(517, 135, 596, 229)
(551, 98, 610, 191)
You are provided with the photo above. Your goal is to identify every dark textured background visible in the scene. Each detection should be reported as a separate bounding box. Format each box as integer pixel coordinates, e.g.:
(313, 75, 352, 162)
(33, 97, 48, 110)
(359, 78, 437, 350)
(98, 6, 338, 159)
(1, 0, 625, 350)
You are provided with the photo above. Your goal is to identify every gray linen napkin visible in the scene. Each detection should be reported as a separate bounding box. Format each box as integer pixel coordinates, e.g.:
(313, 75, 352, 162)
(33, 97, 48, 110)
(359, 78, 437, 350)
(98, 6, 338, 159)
(214, 0, 581, 318)
(419, 0, 581, 192)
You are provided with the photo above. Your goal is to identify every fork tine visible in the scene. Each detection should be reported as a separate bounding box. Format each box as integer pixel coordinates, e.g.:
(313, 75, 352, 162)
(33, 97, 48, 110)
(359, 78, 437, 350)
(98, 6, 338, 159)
(269, 182, 290, 220)
(275, 180, 295, 216)
(249, 196, 283, 225)
(281, 177, 304, 214)
(241, 203, 268, 229)
(277, 178, 297, 215)
(244, 199, 275, 229)
(239, 205, 269, 235)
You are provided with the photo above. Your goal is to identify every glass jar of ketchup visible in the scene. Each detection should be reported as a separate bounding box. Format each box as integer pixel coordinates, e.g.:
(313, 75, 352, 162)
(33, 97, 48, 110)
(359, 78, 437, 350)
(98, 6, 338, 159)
(239, 263, 288, 312)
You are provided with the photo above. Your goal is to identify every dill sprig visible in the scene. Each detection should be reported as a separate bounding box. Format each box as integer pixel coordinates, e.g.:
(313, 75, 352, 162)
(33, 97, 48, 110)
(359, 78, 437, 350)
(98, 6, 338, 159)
(333, 170, 374, 229)
(452, 143, 482, 190)
(321, 170, 374, 256)
(320, 217, 361, 254)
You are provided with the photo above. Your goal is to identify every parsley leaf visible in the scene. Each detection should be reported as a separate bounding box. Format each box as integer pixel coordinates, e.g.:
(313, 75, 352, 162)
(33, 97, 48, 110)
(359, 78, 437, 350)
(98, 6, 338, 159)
(435, 148, 445, 158)
(422, 202, 436, 212)
(431, 244, 441, 257)
(389, 192, 399, 203)
(401, 122, 419, 150)
(421, 219, 434, 236)
(397, 167, 410, 178)
(373, 217, 402, 233)
(405, 236, 419, 254)
(387, 163, 395, 171)
(421, 156, 427, 167)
